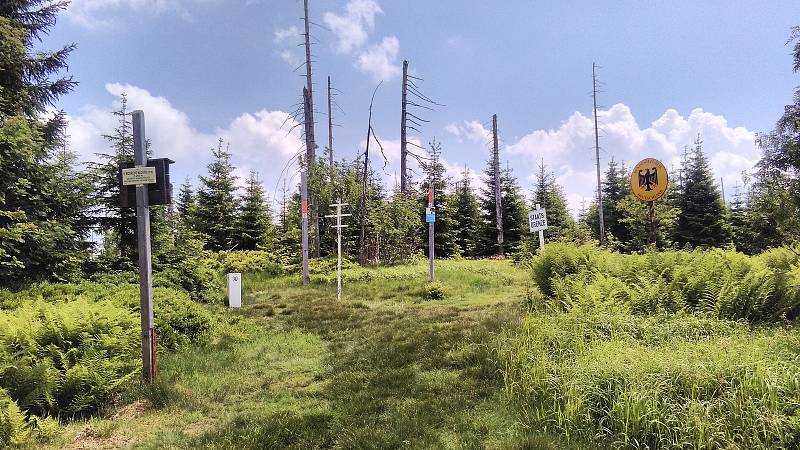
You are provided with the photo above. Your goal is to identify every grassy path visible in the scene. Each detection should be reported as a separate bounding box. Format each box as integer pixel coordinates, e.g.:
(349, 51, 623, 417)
(48, 260, 572, 449)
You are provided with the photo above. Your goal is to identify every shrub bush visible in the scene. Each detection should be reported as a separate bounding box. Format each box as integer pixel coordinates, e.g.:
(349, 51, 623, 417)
(205, 251, 286, 275)
(422, 281, 447, 301)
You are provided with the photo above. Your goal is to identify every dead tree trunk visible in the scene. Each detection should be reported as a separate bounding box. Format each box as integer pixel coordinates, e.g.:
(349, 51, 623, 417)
(303, 0, 315, 158)
(327, 75, 333, 167)
(593, 62, 605, 246)
(400, 60, 408, 194)
(492, 114, 504, 256)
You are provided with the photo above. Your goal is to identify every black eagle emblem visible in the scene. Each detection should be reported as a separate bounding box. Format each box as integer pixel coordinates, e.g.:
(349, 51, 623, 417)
(638, 167, 659, 192)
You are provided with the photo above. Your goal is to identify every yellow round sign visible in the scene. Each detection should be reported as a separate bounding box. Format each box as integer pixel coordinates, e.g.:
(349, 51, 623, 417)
(630, 158, 668, 202)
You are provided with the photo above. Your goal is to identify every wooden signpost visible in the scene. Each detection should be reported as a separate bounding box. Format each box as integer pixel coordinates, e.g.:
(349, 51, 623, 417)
(630, 158, 668, 245)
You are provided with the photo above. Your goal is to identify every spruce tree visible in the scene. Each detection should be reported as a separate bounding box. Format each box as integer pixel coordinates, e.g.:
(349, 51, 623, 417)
(499, 164, 529, 253)
(419, 139, 459, 257)
(0, 3, 92, 283)
(0, 2, 76, 129)
(89, 94, 137, 266)
(674, 135, 730, 247)
(196, 139, 239, 250)
(236, 171, 276, 251)
(530, 162, 573, 242)
(748, 27, 800, 248)
(601, 159, 631, 244)
(176, 178, 197, 228)
(477, 157, 502, 256)
(451, 167, 482, 257)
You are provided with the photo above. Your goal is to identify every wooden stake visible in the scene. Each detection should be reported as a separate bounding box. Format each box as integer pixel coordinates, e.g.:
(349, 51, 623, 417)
(648, 200, 656, 245)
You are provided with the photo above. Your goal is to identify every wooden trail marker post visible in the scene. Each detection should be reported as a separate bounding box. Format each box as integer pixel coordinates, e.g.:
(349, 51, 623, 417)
(630, 158, 668, 246)
(132, 110, 155, 382)
(426, 185, 436, 282)
(325, 199, 350, 301)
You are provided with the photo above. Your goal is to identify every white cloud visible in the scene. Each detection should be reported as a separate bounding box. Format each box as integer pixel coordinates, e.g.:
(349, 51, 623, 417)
(319, 0, 400, 83)
(355, 36, 401, 82)
(273, 25, 298, 44)
(66, 83, 303, 203)
(445, 120, 492, 147)
(323, 0, 383, 54)
(66, 0, 199, 28)
(506, 103, 758, 216)
(273, 26, 301, 67)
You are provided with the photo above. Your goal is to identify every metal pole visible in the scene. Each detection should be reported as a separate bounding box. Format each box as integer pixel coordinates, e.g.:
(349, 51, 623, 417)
(301, 172, 310, 284)
(428, 186, 434, 282)
(648, 200, 656, 245)
(536, 203, 545, 251)
(132, 110, 155, 383)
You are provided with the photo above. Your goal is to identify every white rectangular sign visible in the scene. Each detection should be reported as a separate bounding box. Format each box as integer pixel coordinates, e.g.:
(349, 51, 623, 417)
(529, 208, 548, 232)
(122, 166, 157, 186)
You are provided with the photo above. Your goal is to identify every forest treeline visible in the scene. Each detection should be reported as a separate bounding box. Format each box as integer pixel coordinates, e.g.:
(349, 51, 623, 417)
(2, 2, 800, 287)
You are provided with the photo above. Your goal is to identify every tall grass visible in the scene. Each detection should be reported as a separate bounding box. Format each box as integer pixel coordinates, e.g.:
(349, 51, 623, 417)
(500, 243, 800, 448)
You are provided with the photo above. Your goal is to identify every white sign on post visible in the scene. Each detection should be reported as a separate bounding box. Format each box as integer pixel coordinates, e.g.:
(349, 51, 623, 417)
(529, 208, 548, 232)
(227, 273, 242, 308)
(122, 167, 157, 186)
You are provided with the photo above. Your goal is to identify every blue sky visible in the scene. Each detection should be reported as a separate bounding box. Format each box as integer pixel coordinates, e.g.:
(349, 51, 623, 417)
(46, 0, 800, 215)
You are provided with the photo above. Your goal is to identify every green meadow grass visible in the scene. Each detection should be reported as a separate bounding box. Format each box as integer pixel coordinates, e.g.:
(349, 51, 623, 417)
(31, 252, 800, 449)
(39, 259, 573, 449)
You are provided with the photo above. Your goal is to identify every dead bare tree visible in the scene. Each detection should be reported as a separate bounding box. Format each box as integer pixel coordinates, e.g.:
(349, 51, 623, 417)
(492, 114, 504, 256)
(593, 62, 606, 246)
(400, 60, 444, 193)
(327, 75, 333, 166)
(358, 82, 384, 264)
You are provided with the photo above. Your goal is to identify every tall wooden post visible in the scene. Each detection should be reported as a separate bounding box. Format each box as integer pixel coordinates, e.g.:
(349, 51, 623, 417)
(400, 60, 409, 193)
(593, 62, 606, 245)
(132, 110, 155, 383)
(301, 171, 310, 284)
(492, 114, 504, 256)
(647, 200, 656, 245)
